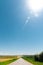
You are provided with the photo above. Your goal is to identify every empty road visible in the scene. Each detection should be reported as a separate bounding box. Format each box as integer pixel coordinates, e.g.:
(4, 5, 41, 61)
(9, 58, 33, 65)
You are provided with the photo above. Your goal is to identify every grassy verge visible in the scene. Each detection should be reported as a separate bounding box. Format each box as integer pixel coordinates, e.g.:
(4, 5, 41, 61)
(22, 56, 43, 65)
(0, 58, 17, 65)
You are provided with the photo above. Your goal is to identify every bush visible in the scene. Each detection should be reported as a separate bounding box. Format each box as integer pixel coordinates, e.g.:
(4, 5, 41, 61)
(34, 55, 39, 61)
(39, 52, 43, 62)
(34, 52, 43, 62)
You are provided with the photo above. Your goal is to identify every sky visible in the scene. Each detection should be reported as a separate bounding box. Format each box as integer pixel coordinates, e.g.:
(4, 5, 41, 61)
(0, 0, 43, 55)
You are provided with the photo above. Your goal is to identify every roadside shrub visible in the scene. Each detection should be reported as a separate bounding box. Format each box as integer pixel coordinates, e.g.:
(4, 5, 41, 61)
(39, 52, 43, 62)
(34, 52, 43, 62)
(34, 55, 39, 61)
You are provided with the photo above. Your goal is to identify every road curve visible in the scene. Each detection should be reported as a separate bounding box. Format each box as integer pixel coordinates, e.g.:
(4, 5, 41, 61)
(9, 58, 33, 65)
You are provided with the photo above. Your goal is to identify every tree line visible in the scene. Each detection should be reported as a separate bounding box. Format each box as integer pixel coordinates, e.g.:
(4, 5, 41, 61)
(34, 52, 43, 62)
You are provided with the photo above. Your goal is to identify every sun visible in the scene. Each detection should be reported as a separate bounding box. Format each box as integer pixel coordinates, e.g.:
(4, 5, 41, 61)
(26, 0, 43, 16)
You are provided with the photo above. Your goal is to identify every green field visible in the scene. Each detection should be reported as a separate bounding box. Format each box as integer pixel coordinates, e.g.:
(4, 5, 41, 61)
(0, 56, 18, 65)
(22, 56, 43, 65)
(0, 59, 17, 65)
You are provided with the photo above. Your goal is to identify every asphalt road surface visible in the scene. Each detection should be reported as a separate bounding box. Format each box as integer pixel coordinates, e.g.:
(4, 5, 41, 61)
(9, 58, 33, 65)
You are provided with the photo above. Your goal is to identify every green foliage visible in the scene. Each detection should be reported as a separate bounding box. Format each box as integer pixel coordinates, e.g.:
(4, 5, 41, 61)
(22, 56, 43, 65)
(34, 52, 43, 62)
(39, 52, 43, 62)
(34, 55, 39, 61)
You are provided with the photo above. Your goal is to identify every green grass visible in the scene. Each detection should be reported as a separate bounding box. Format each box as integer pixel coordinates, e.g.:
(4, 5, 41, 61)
(0, 58, 17, 65)
(22, 56, 43, 65)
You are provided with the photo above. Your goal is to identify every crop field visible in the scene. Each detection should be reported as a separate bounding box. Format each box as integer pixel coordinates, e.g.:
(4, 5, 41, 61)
(0, 56, 18, 65)
(0, 58, 13, 62)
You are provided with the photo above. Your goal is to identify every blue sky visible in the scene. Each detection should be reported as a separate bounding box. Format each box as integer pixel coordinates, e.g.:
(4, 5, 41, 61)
(0, 0, 43, 55)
